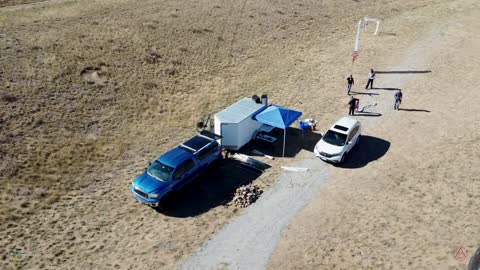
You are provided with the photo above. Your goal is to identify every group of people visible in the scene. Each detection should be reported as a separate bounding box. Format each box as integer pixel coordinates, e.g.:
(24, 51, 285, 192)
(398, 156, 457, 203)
(346, 69, 403, 115)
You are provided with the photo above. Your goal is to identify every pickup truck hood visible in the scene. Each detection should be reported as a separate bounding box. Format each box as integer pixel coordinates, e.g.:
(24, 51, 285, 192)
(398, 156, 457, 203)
(315, 139, 344, 155)
(133, 172, 170, 194)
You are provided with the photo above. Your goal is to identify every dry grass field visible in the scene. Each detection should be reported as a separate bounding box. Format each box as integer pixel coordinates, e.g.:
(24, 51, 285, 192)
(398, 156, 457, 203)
(0, 0, 436, 226)
(1, 0, 479, 269)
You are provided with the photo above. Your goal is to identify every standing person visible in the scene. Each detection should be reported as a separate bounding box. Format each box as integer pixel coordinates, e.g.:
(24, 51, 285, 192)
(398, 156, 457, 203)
(348, 96, 358, 116)
(347, 75, 354, 95)
(365, 69, 376, 89)
(394, 90, 403, 110)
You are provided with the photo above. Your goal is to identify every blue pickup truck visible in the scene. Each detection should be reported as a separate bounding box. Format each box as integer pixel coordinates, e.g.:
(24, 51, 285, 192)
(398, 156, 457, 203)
(131, 134, 222, 208)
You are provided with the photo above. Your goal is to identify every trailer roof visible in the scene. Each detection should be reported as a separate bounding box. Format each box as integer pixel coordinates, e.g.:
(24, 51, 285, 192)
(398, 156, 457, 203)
(215, 97, 265, 123)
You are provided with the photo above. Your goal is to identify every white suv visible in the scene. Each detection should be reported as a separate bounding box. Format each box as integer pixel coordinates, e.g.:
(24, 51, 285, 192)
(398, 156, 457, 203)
(314, 117, 362, 163)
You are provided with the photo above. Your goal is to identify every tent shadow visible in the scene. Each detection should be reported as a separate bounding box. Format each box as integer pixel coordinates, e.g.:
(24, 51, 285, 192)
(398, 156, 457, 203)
(158, 159, 267, 217)
(247, 127, 322, 158)
(334, 135, 390, 169)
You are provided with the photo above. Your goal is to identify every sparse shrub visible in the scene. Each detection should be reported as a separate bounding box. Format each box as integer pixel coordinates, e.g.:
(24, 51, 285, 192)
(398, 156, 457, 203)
(44, 193, 60, 205)
(145, 50, 162, 64)
(1, 93, 17, 103)
(191, 28, 204, 34)
(32, 188, 48, 199)
(171, 59, 182, 65)
(34, 119, 45, 127)
(20, 201, 29, 208)
(163, 67, 178, 76)
(0, 149, 19, 178)
(143, 82, 157, 89)
(144, 23, 156, 29)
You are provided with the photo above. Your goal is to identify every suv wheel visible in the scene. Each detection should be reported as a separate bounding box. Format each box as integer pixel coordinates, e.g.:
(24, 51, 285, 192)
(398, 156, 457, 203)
(340, 153, 346, 163)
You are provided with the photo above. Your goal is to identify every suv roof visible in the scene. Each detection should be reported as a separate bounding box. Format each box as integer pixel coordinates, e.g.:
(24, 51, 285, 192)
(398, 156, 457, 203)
(158, 134, 217, 168)
(331, 117, 359, 134)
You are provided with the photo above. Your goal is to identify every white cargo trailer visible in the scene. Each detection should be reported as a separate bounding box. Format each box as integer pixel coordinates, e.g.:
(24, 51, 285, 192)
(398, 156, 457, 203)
(214, 97, 267, 150)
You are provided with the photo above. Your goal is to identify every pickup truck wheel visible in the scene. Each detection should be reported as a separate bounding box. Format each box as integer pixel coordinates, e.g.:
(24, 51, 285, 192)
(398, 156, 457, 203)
(208, 159, 221, 169)
(154, 203, 165, 212)
(154, 193, 171, 211)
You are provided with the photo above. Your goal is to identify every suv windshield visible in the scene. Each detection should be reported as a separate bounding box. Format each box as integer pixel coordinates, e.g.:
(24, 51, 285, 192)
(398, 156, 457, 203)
(147, 161, 174, 182)
(322, 130, 347, 146)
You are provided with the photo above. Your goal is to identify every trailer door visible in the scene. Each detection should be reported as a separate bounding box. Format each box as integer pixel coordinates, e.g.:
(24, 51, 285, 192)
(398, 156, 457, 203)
(220, 123, 239, 150)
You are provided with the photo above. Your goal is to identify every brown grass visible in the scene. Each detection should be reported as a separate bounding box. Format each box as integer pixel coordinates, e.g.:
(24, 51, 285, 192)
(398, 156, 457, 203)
(1, 0, 469, 269)
(0, 0, 46, 8)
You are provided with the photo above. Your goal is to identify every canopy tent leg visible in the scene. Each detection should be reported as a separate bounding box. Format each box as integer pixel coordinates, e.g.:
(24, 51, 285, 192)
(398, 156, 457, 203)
(283, 129, 286, 157)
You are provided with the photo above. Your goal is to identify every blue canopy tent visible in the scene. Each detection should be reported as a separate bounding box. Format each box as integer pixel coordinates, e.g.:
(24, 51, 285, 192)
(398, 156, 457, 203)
(255, 105, 303, 157)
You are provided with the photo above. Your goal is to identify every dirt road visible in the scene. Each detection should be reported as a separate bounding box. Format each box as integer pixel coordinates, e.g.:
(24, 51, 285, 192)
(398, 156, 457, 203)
(182, 159, 330, 269)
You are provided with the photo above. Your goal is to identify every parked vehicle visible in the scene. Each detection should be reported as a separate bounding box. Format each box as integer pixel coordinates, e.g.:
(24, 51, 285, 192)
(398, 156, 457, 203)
(131, 134, 222, 208)
(467, 247, 480, 270)
(314, 117, 362, 163)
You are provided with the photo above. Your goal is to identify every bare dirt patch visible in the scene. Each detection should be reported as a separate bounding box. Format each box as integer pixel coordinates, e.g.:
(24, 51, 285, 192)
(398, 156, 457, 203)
(80, 66, 108, 86)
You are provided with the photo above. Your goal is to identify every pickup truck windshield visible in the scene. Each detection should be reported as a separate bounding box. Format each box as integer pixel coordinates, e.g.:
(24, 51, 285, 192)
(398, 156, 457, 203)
(147, 161, 174, 182)
(323, 130, 347, 146)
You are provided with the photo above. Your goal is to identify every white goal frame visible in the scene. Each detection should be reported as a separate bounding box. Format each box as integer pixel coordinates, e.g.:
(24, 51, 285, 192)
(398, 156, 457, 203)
(362, 17, 381, 35)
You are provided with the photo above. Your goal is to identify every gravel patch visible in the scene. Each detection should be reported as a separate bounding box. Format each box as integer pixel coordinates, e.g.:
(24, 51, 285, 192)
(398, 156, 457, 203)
(181, 158, 330, 270)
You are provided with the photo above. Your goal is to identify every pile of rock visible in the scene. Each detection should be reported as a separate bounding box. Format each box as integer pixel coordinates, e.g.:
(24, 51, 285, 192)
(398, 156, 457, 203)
(232, 184, 263, 208)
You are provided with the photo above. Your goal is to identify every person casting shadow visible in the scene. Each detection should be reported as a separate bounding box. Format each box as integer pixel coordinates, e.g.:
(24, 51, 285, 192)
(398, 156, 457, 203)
(348, 96, 359, 116)
(365, 69, 376, 90)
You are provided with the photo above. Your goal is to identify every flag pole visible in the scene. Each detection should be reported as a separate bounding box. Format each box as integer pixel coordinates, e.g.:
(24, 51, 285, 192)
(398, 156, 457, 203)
(352, 19, 362, 66)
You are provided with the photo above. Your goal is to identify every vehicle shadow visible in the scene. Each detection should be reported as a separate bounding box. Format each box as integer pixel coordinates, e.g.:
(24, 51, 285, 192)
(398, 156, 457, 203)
(158, 159, 267, 217)
(467, 247, 480, 270)
(398, 108, 431, 112)
(334, 135, 390, 169)
(247, 127, 323, 158)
